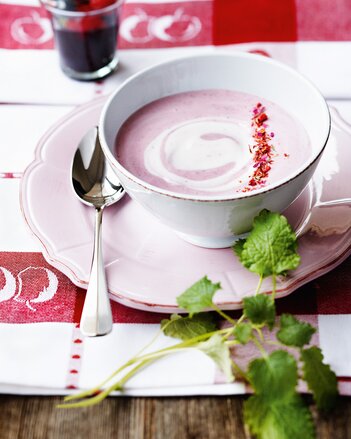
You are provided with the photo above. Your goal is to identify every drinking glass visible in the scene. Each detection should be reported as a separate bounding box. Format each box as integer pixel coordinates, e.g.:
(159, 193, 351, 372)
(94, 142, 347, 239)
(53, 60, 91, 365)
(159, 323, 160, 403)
(43, 0, 123, 81)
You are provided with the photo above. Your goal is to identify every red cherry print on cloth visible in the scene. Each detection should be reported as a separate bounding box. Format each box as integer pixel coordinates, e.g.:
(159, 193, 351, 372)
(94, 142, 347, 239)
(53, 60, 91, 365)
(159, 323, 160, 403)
(119, 8, 153, 43)
(13, 267, 58, 312)
(0, 253, 78, 323)
(0, 267, 16, 303)
(118, 2, 211, 49)
(11, 11, 52, 44)
(151, 8, 201, 42)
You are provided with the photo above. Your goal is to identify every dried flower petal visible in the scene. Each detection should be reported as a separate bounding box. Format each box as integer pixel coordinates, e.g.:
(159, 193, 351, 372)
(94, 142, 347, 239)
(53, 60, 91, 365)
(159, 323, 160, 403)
(242, 103, 278, 191)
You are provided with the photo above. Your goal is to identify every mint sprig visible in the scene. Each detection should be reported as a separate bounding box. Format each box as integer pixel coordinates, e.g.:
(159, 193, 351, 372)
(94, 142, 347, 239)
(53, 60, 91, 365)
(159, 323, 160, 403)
(60, 210, 338, 439)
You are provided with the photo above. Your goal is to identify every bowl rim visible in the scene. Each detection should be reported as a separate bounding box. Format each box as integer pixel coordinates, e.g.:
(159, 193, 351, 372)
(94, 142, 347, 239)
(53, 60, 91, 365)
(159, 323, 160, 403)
(99, 51, 331, 202)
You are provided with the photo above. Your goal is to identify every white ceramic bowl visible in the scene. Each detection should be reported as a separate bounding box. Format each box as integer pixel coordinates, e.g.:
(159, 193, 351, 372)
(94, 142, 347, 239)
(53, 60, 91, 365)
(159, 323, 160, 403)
(99, 52, 330, 248)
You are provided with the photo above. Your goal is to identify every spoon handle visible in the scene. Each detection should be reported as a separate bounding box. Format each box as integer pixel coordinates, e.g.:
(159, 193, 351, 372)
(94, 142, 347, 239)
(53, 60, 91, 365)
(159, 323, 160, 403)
(80, 206, 113, 336)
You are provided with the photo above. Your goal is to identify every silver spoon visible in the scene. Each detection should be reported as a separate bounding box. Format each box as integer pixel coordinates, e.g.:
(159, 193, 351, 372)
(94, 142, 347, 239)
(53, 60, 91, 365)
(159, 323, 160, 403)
(72, 126, 124, 336)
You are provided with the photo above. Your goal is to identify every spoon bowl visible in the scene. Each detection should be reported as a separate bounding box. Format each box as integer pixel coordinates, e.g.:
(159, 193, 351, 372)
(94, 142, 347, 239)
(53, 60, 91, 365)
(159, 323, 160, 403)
(72, 127, 124, 208)
(72, 126, 124, 336)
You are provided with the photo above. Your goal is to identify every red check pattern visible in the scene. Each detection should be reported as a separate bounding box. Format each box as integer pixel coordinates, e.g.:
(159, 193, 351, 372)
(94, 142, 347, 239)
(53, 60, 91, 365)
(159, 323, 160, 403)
(1, 251, 350, 325)
(1, 0, 351, 51)
(0, 0, 350, 324)
(1, 0, 351, 395)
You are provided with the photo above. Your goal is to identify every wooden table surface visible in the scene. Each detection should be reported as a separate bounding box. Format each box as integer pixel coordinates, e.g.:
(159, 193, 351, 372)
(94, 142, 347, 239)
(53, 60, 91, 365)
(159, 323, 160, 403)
(1, 395, 350, 439)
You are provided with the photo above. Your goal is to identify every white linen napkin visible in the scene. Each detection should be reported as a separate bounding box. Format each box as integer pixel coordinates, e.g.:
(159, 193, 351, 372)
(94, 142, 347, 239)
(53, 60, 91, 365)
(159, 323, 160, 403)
(1, 42, 351, 105)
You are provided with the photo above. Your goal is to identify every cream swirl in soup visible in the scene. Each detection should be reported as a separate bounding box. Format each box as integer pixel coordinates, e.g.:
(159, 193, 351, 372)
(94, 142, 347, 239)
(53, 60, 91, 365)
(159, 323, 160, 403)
(115, 90, 311, 196)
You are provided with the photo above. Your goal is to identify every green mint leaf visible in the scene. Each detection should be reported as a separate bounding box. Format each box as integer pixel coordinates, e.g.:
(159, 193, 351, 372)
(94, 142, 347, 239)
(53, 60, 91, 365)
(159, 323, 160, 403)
(243, 294, 275, 329)
(277, 314, 316, 347)
(245, 351, 314, 438)
(176, 276, 221, 316)
(248, 350, 297, 401)
(160, 313, 217, 341)
(301, 346, 338, 411)
(233, 322, 252, 344)
(197, 334, 234, 382)
(244, 394, 315, 439)
(233, 209, 300, 278)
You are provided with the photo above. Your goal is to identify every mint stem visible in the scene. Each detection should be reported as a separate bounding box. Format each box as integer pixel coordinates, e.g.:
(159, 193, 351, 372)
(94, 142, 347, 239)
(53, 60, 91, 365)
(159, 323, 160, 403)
(133, 327, 164, 358)
(64, 326, 233, 404)
(60, 358, 154, 408)
(255, 327, 265, 343)
(252, 335, 268, 357)
(223, 314, 246, 340)
(255, 275, 264, 295)
(266, 340, 285, 348)
(211, 303, 236, 324)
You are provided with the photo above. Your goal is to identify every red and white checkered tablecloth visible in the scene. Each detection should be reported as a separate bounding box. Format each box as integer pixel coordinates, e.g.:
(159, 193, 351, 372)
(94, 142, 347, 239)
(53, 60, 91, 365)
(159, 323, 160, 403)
(0, 0, 351, 396)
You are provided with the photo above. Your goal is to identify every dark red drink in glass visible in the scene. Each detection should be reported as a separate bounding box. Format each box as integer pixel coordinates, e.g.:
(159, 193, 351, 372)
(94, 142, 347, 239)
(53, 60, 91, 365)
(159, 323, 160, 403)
(43, 0, 123, 80)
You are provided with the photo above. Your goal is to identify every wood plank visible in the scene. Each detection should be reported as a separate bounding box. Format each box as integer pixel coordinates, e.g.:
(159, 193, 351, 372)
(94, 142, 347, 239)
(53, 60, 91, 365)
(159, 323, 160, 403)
(0, 395, 350, 439)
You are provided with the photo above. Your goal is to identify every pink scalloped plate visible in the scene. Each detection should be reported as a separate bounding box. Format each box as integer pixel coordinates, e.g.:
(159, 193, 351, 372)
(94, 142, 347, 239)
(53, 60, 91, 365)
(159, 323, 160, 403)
(20, 97, 351, 312)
